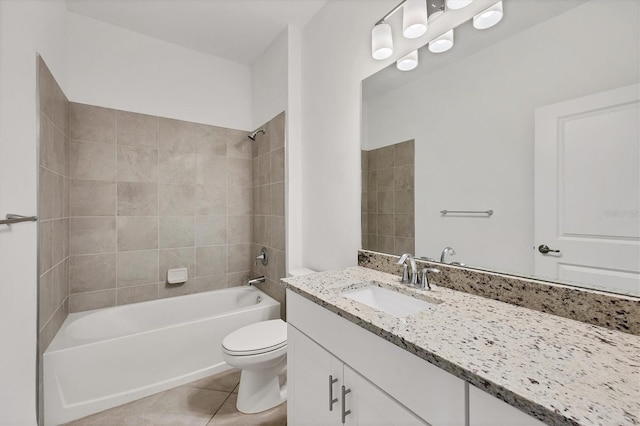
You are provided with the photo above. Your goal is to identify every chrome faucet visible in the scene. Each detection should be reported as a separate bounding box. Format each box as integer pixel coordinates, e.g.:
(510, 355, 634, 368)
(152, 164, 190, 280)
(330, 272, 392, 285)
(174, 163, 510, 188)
(247, 276, 265, 286)
(440, 247, 456, 263)
(419, 267, 441, 290)
(397, 253, 418, 286)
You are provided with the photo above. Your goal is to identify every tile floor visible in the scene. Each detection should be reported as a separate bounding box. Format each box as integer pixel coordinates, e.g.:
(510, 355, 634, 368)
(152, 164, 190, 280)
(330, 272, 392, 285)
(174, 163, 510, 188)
(63, 369, 286, 426)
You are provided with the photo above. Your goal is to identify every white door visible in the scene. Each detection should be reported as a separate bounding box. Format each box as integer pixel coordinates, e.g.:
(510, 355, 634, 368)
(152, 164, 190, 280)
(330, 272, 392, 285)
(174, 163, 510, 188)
(534, 83, 640, 296)
(287, 325, 342, 426)
(342, 365, 426, 426)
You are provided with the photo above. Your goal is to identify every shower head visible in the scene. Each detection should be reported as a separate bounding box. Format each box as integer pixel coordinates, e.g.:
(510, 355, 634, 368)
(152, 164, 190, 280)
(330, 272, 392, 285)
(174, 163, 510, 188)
(248, 128, 266, 141)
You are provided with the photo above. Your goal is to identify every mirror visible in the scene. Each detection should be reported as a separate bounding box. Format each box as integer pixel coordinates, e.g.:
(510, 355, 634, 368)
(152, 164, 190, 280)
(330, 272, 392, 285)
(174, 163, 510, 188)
(361, 0, 640, 297)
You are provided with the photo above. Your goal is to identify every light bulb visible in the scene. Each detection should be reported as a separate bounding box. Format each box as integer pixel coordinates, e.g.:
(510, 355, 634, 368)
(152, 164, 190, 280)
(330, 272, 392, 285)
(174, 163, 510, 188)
(403, 0, 428, 39)
(372, 23, 393, 60)
(473, 1, 503, 30)
(429, 29, 454, 53)
(397, 50, 419, 71)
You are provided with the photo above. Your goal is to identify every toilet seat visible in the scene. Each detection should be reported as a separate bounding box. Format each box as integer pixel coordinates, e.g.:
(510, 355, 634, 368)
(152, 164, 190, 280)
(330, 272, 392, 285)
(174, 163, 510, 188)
(222, 319, 287, 356)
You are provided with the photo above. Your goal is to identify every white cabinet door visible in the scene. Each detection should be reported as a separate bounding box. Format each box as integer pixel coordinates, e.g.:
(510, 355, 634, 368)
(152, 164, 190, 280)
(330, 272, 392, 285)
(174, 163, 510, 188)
(288, 325, 342, 426)
(468, 385, 545, 426)
(342, 365, 426, 426)
(535, 83, 640, 295)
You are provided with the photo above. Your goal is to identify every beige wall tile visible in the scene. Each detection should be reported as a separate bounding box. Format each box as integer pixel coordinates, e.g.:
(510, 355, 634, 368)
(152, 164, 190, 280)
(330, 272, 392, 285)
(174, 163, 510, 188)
(377, 168, 395, 192)
(270, 183, 285, 216)
(395, 214, 414, 238)
(38, 58, 55, 124)
(228, 271, 251, 287)
(39, 220, 53, 273)
(195, 185, 226, 216)
(395, 165, 414, 190)
(70, 254, 116, 293)
(367, 191, 377, 214)
(38, 269, 53, 329)
(52, 173, 65, 218)
(117, 217, 159, 251)
(394, 140, 414, 166)
(377, 214, 394, 237)
(69, 217, 116, 255)
(377, 191, 395, 214)
(117, 146, 159, 183)
(368, 150, 378, 171)
(227, 158, 251, 187)
(268, 111, 285, 150)
(195, 154, 226, 186)
(158, 117, 202, 153)
(117, 182, 158, 216)
(253, 216, 269, 247)
(159, 152, 195, 184)
(257, 155, 270, 186)
(194, 126, 227, 157)
(395, 238, 415, 254)
(70, 103, 116, 144)
(378, 235, 395, 254)
(227, 129, 252, 159)
(39, 167, 54, 221)
(361, 150, 369, 171)
(117, 284, 159, 306)
(159, 216, 194, 249)
(196, 245, 228, 277)
(159, 248, 195, 283)
(377, 145, 395, 169)
(227, 186, 252, 216)
(195, 215, 226, 246)
(229, 215, 252, 244)
(117, 250, 159, 287)
(367, 170, 377, 192)
(252, 158, 259, 187)
(158, 275, 227, 298)
(70, 180, 116, 216)
(70, 141, 116, 181)
(159, 184, 195, 216)
(52, 219, 66, 265)
(269, 216, 285, 251)
(254, 129, 270, 157)
(117, 111, 158, 149)
(39, 299, 68, 353)
(228, 244, 252, 273)
(69, 289, 116, 313)
(270, 148, 285, 183)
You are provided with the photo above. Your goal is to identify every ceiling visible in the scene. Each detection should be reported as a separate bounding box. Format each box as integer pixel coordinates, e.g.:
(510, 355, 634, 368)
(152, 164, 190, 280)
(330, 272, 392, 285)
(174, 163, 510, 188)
(66, 0, 326, 66)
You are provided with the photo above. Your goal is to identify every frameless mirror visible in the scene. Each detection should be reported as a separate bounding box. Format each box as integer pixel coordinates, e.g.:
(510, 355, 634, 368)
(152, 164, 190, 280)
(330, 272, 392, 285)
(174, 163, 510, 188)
(361, 0, 640, 296)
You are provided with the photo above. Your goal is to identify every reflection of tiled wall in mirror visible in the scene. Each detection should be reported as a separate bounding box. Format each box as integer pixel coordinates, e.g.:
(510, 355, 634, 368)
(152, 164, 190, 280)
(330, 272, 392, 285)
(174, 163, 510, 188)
(362, 140, 414, 255)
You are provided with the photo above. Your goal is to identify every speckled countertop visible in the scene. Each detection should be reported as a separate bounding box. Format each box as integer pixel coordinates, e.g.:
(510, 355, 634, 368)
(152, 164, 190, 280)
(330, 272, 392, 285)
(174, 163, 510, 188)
(282, 266, 640, 426)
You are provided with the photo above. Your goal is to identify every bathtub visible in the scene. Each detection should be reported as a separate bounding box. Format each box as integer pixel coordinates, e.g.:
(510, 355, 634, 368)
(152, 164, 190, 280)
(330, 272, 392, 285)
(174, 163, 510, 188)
(44, 286, 280, 425)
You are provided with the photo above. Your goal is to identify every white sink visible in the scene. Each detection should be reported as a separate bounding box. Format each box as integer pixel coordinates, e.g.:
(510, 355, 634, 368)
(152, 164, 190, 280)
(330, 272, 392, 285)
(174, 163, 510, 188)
(341, 284, 440, 318)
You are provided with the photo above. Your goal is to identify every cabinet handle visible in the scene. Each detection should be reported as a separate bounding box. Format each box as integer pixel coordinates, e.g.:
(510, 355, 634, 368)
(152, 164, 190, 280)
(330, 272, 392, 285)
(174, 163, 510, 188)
(329, 375, 338, 411)
(341, 385, 351, 423)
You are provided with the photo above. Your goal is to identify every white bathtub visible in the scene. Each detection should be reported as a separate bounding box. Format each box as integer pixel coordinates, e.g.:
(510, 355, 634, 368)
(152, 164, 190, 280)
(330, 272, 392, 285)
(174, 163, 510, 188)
(44, 286, 280, 425)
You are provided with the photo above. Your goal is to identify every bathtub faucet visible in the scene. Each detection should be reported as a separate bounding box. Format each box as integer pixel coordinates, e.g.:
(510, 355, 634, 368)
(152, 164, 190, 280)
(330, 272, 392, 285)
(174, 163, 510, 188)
(247, 276, 266, 286)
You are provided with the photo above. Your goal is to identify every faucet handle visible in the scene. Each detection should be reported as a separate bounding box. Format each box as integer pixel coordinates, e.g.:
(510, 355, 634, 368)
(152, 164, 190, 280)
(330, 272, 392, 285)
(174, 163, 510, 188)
(400, 264, 410, 284)
(419, 267, 441, 290)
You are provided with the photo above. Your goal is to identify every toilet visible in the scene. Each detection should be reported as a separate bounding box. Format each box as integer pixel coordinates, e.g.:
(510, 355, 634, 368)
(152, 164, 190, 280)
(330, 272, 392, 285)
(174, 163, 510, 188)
(221, 268, 315, 413)
(222, 319, 288, 414)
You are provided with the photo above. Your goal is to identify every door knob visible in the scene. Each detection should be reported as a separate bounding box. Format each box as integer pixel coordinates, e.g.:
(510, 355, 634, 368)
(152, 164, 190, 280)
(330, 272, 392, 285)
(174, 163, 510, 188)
(538, 244, 560, 254)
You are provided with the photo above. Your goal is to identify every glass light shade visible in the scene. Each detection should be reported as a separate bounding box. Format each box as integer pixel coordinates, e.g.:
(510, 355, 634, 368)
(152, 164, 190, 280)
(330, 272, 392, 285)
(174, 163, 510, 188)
(397, 50, 419, 71)
(473, 1, 503, 30)
(372, 23, 393, 60)
(428, 29, 454, 53)
(403, 0, 428, 39)
(446, 0, 474, 10)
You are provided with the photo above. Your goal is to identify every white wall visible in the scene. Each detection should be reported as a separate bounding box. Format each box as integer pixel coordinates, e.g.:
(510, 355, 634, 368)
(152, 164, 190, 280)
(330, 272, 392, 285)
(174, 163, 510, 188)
(299, 1, 488, 271)
(65, 12, 252, 130)
(364, 0, 640, 275)
(252, 29, 288, 129)
(0, 1, 67, 424)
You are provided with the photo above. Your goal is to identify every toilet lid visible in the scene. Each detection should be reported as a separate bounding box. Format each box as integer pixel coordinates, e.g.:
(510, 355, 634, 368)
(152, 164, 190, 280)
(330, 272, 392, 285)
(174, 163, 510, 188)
(222, 319, 287, 355)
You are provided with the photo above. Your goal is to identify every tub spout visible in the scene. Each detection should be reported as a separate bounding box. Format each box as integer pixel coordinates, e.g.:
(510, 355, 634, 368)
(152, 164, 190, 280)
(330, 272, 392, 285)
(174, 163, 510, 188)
(247, 276, 265, 286)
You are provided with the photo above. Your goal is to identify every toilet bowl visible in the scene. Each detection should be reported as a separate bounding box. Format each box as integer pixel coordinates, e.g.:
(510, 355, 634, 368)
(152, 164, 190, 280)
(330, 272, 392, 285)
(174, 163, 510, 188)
(221, 319, 287, 414)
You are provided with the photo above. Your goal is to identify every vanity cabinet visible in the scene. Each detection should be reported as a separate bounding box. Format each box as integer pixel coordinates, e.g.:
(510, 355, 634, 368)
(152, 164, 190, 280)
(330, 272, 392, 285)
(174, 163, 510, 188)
(288, 325, 424, 425)
(468, 385, 546, 426)
(287, 290, 466, 426)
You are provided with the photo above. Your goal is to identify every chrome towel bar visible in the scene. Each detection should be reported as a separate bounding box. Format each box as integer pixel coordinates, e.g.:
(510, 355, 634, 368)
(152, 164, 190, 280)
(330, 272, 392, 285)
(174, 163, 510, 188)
(440, 209, 494, 216)
(0, 214, 38, 225)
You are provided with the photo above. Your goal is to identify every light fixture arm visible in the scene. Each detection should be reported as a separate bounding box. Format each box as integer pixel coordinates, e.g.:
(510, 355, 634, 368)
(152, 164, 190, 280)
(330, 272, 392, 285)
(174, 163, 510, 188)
(375, 0, 407, 25)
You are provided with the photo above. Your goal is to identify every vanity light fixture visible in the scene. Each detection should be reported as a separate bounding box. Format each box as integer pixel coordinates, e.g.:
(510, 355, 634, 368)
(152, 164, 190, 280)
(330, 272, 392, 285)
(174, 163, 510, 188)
(403, 0, 428, 39)
(428, 29, 454, 53)
(473, 1, 504, 30)
(372, 22, 394, 59)
(371, 0, 446, 60)
(446, 0, 474, 10)
(397, 49, 419, 71)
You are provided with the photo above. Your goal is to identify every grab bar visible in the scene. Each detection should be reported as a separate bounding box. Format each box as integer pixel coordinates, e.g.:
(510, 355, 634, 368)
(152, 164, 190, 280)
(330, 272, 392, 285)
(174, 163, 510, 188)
(0, 214, 38, 225)
(440, 209, 493, 216)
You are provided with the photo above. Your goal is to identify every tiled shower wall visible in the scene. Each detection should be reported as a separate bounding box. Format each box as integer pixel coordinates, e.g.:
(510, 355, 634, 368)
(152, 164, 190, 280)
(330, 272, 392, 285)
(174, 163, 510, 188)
(37, 57, 70, 421)
(67, 103, 255, 311)
(250, 112, 286, 318)
(362, 140, 415, 255)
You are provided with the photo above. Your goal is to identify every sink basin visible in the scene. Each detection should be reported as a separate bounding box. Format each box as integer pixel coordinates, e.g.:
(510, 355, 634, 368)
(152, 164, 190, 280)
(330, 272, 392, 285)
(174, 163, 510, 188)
(341, 284, 440, 318)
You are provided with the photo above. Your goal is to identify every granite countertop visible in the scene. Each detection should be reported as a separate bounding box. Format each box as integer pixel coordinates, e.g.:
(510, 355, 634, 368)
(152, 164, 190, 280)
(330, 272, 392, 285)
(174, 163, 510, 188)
(282, 266, 640, 426)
